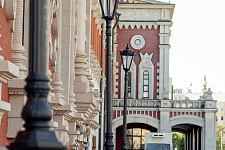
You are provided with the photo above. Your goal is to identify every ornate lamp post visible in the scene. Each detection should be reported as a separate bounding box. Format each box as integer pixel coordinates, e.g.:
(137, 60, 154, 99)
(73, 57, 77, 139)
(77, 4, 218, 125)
(98, 0, 119, 150)
(8, 1, 65, 149)
(120, 45, 136, 150)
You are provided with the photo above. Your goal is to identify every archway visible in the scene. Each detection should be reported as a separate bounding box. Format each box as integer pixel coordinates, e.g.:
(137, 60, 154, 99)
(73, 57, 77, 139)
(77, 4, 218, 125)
(116, 123, 157, 150)
(172, 124, 202, 150)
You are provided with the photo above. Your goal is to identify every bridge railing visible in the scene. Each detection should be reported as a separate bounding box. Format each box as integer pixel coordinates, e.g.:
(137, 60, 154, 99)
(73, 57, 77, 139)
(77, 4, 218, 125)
(113, 99, 217, 109)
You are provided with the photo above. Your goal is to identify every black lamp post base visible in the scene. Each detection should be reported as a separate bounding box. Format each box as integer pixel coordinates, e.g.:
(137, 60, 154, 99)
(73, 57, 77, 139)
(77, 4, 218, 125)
(121, 141, 128, 150)
(104, 132, 114, 150)
(8, 129, 66, 150)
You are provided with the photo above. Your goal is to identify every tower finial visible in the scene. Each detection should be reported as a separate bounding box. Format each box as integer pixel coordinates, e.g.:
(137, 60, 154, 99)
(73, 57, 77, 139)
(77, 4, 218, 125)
(203, 74, 207, 87)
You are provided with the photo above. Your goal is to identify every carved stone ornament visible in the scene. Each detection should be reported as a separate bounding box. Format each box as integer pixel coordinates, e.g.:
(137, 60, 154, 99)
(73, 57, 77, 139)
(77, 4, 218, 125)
(5, 0, 17, 20)
(50, 38, 57, 66)
(60, 131, 70, 146)
(117, 9, 160, 21)
(0, 0, 4, 8)
(130, 35, 145, 50)
(139, 52, 154, 68)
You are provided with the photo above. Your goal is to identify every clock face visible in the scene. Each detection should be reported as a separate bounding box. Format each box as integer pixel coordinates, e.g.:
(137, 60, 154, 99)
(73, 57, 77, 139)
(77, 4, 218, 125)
(130, 35, 145, 50)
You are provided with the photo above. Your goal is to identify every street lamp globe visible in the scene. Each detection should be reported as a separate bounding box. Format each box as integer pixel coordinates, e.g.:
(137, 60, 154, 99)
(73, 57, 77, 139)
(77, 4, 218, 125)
(99, 0, 119, 19)
(120, 44, 136, 72)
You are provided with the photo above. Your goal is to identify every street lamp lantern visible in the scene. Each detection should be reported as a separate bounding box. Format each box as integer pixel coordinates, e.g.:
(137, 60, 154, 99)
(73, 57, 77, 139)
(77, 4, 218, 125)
(120, 44, 136, 72)
(99, 0, 119, 19)
(120, 44, 135, 150)
(99, 0, 119, 150)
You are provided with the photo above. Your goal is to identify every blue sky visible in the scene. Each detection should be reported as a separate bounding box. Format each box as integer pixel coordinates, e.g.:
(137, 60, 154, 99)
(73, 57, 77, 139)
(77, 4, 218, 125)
(161, 0, 225, 93)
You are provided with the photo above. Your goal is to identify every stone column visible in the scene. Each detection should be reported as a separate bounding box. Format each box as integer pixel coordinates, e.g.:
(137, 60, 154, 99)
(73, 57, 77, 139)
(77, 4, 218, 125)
(74, 0, 96, 121)
(52, 0, 64, 105)
(69, 0, 76, 107)
(7, 0, 27, 138)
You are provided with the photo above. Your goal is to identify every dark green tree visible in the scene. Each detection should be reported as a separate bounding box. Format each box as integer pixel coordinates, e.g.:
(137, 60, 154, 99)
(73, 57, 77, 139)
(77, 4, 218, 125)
(172, 132, 185, 150)
(217, 124, 225, 150)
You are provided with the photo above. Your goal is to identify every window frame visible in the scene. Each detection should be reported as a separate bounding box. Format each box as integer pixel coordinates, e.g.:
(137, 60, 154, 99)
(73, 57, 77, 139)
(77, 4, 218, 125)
(143, 70, 149, 98)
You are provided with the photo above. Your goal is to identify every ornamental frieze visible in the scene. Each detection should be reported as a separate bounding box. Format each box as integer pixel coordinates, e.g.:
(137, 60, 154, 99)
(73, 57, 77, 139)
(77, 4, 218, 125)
(117, 9, 160, 21)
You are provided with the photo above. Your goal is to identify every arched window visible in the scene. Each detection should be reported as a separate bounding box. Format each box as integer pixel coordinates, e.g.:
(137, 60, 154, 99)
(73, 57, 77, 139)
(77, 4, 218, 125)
(221, 116, 223, 121)
(143, 71, 149, 98)
(128, 71, 132, 98)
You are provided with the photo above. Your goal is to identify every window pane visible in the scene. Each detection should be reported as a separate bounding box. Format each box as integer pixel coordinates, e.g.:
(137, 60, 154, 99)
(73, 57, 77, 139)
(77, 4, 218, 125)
(144, 86, 148, 91)
(142, 129, 150, 136)
(144, 74, 148, 78)
(133, 137, 141, 149)
(143, 92, 149, 98)
(127, 129, 132, 135)
(144, 80, 149, 85)
(141, 137, 145, 150)
(126, 136, 132, 149)
(133, 128, 141, 136)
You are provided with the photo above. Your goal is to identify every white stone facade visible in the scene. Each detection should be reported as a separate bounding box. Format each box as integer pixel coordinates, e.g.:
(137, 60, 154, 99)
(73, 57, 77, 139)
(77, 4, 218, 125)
(0, 0, 106, 149)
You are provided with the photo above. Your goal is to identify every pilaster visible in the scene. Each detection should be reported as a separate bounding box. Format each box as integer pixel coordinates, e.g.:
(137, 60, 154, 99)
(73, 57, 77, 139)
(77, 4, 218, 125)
(159, 100, 171, 133)
(204, 109, 217, 150)
(158, 24, 171, 99)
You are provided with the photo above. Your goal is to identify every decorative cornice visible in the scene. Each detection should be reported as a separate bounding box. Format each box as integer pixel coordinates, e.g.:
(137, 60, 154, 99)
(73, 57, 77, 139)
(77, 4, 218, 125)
(76, 122, 86, 134)
(118, 22, 159, 30)
(85, 120, 101, 131)
(0, 60, 19, 83)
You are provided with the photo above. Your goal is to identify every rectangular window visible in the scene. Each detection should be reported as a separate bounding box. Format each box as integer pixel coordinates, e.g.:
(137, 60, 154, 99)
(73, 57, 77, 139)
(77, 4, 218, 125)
(221, 116, 223, 120)
(221, 107, 223, 112)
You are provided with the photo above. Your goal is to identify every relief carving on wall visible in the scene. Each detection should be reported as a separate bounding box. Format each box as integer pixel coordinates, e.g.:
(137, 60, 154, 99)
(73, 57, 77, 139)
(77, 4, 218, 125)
(118, 9, 160, 21)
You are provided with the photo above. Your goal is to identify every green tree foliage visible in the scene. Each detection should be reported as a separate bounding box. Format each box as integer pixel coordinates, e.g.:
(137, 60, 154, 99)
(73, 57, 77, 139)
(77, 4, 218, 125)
(217, 124, 225, 150)
(172, 132, 185, 150)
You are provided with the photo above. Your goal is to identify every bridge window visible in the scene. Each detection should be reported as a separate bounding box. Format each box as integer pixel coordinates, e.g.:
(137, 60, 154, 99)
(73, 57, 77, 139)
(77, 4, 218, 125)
(143, 71, 149, 98)
(221, 107, 223, 112)
(221, 116, 223, 121)
(128, 71, 132, 98)
(126, 128, 150, 150)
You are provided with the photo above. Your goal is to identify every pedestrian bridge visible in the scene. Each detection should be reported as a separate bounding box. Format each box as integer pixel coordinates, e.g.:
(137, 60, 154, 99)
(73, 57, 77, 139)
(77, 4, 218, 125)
(112, 99, 217, 150)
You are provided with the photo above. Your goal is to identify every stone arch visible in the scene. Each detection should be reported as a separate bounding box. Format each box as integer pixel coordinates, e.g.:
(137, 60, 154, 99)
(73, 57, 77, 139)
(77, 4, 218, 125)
(170, 115, 204, 128)
(113, 114, 159, 130)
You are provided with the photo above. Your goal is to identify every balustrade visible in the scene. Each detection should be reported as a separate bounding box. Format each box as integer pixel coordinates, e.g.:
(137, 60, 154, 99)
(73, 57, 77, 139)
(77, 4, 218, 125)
(113, 99, 217, 109)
